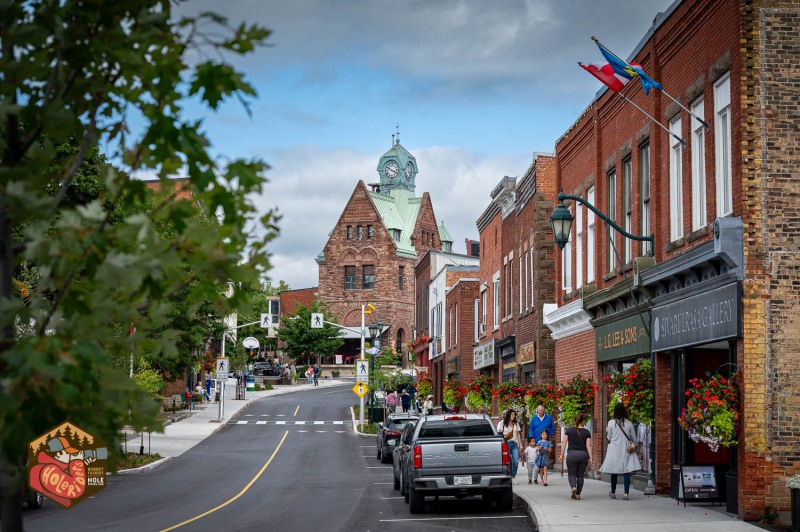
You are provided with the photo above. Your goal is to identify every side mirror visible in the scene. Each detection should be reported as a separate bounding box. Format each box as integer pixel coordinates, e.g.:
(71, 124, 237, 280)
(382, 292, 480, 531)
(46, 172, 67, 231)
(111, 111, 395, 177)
(376, 422, 384, 430)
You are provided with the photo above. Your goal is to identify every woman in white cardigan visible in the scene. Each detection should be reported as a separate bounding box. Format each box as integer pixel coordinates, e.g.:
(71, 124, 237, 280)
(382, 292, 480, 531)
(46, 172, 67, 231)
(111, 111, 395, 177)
(599, 403, 642, 500)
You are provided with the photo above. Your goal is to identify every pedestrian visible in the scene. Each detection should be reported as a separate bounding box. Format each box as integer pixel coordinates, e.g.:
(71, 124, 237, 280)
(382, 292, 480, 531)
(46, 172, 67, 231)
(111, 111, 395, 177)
(497, 409, 523, 483)
(599, 403, 641, 501)
(313, 365, 320, 386)
(305, 366, 313, 384)
(204, 372, 212, 401)
(523, 438, 538, 485)
(386, 390, 398, 413)
(535, 429, 553, 486)
(405, 382, 417, 411)
(559, 412, 593, 500)
(423, 395, 434, 415)
(400, 390, 410, 413)
(528, 404, 555, 484)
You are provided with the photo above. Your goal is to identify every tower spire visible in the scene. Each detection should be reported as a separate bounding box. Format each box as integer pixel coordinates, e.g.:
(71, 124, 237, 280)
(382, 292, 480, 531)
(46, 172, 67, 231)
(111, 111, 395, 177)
(396, 122, 400, 144)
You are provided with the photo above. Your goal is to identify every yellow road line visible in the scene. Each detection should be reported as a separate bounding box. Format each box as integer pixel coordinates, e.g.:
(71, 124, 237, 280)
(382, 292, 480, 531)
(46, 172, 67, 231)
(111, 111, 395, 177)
(293, 405, 300, 416)
(160, 430, 289, 531)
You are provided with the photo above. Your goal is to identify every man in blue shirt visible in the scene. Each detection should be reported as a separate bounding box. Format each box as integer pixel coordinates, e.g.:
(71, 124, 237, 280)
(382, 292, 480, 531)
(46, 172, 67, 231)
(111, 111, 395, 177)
(528, 404, 555, 484)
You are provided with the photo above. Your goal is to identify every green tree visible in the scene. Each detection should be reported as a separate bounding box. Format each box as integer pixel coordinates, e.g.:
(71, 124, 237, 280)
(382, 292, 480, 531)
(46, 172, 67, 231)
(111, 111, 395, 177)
(0, 2, 274, 528)
(277, 299, 343, 366)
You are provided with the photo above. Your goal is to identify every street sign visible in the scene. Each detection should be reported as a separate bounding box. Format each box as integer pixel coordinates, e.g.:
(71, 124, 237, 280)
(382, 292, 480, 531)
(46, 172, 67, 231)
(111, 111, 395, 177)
(352, 381, 368, 398)
(216, 358, 229, 380)
(355, 360, 369, 382)
(242, 337, 259, 349)
(311, 313, 323, 328)
(260, 313, 272, 328)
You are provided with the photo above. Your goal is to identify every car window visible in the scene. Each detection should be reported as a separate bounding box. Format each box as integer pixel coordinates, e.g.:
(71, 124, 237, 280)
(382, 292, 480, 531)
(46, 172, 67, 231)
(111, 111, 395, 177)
(388, 419, 413, 430)
(418, 420, 494, 438)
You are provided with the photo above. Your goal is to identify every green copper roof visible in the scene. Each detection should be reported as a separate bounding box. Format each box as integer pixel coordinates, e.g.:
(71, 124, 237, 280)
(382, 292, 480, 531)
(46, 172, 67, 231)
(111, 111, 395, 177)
(438, 221, 453, 244)
(370, 188, 420, 257)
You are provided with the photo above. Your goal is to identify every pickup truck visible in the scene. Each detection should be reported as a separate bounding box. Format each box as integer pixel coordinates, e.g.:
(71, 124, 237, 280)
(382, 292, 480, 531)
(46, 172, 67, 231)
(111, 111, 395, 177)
(395, 413, 512, 513)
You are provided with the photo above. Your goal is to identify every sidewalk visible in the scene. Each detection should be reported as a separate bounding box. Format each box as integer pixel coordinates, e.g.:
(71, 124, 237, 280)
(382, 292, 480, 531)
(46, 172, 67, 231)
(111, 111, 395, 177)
(512, 471, 760, 532)
(117, 378, 348, 474)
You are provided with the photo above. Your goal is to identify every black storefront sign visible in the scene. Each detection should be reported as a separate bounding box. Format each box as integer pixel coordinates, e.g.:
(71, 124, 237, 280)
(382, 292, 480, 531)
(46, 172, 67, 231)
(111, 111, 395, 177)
(652, 282, 741, 351)
(595, 312, 651, 362)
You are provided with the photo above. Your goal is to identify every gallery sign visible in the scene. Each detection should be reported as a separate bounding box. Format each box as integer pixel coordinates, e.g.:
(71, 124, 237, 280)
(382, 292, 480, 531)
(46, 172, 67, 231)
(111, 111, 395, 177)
(652, 282, 741, 351)
(473, 340, 496, 370)
(595, 312, 650, 362)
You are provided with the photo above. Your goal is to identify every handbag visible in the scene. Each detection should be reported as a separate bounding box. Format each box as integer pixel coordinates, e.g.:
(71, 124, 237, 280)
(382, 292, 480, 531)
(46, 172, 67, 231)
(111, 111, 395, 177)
(618, 421, 638, 454)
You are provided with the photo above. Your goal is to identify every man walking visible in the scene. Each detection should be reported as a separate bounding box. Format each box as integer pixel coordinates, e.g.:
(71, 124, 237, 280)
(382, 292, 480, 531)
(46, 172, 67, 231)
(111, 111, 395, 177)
(528, 404, 555, 484)
(313, 365, 320, 386)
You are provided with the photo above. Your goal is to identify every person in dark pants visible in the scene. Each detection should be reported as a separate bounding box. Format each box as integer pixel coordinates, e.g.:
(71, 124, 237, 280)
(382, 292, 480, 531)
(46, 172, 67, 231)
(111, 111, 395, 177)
(400, 390, 411, 413)
(312, 365, 319, 386)
(559, 412, 593, 500)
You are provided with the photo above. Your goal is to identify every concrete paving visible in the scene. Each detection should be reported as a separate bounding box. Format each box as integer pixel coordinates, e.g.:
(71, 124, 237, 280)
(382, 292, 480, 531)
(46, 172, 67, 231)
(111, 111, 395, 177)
(117, 380, 762, 530)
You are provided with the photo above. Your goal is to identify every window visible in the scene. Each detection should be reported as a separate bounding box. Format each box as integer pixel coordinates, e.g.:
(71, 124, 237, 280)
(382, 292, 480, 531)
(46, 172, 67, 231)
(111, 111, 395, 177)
(519, 255, 523, 314)
(346, 226, 353, 240)
(714, 73, 732, 217)
(576, 201, 583, 289)
(398, 266, 404, 291)
(443, 241, 452, 253)
(607, 169, 617, 272)
(493, 274, 499, 329)
(269, 299, 280, 327)
(506, 258, 513, 317)
(691, 98, 706, 232)
(529, 248, 535, 307)
(503, 261, 509, 318)
(587, 186, 595, 283)
(357, 225, 363, 240)
(474, 298, 480, 340)
(344, 266, 356, 290)
(481, 291, 487, 333)
(367, 225, 374, 239)
(639, 144, 651, 255)
(363, 265, 375, 290)
(670, 116, 684, 241)
(622, 158, 632, 264)
(392, 229, 401, 241)
(562, 209, 572, 292)
(435, 303, 442, 346)
(454, 303, 458, 346)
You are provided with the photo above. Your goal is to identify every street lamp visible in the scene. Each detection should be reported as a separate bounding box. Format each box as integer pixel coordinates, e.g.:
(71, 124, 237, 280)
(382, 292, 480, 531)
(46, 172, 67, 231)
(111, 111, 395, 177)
(549, 190, 656, 494)
(367, 322, 383, 423)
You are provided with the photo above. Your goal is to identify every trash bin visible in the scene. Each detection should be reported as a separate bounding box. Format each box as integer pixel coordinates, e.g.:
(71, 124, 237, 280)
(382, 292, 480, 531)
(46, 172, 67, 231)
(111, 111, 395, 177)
(246, 375, 255, 391)
(368, 406, 384, 424)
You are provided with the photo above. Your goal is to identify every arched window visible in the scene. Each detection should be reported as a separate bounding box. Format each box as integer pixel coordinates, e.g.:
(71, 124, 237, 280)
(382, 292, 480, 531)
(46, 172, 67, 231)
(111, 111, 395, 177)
(395, 329, 404, 354)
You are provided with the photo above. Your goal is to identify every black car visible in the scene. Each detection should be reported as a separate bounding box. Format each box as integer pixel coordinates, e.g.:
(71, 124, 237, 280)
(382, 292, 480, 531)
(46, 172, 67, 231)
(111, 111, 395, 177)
(376, 414, 417, 464)
(251, 362, 277, 376)
(392, 420, 417, 495)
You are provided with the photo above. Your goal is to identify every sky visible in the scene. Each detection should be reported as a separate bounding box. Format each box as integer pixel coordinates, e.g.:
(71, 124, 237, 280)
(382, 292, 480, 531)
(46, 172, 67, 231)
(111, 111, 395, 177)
(172, 0, 676, 290)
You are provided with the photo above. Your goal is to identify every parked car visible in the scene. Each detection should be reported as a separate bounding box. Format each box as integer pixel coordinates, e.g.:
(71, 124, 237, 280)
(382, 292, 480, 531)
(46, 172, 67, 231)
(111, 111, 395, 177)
(376, 414, 418, 464)
(392, 419, 418, 493)
(396, 413, 512, 514)
(250, 362, 276, 376)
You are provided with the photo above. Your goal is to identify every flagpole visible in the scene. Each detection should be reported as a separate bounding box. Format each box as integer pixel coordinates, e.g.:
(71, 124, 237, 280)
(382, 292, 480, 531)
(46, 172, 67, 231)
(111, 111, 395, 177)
(617, 93, 686, 147)
(592, 36, 710, 131)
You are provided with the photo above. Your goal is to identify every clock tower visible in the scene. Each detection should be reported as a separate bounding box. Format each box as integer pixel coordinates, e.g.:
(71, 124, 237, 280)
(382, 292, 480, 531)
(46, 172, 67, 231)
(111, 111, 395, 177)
(376, 136, 417, 195)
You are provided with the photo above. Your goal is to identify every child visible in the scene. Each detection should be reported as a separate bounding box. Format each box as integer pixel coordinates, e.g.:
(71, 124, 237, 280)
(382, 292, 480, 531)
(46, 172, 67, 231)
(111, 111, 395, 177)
(523, 438, 538, 485)
(536, 429, 553, 486)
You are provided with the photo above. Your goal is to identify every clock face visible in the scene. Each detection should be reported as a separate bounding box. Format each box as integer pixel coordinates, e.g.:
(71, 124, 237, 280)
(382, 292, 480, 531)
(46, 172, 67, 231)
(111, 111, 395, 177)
(405, 162, 413, 180)
(384, 161, 399, 179)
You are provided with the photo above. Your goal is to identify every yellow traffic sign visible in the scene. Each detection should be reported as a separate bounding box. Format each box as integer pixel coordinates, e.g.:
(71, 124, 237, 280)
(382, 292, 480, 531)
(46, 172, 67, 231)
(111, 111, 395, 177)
(352, 381, 368, 398)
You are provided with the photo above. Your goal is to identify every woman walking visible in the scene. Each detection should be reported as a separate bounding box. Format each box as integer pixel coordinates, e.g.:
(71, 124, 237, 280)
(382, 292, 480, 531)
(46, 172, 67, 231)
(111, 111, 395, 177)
(600, 403, 641, 500)
(559, 412, 593, 500)
(497, 409, 523, 483)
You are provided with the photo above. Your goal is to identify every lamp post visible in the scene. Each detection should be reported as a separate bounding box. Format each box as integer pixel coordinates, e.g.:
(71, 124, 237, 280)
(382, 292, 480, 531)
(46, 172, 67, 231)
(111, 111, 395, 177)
(367, 321, 382, 422)
(550, 190, 657, 494)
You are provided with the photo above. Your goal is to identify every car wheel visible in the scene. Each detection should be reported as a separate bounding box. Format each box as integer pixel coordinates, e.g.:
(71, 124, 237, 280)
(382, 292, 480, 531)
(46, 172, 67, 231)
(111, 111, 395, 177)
(408, 483, 425, 514)
(401, 471, 408, 501)
(497, 488, 513, 511)
(27, 491, 44, 510)
(393, 469, 400, 490)
(377, 447, 382, 461)
(381, 449, 392, 464)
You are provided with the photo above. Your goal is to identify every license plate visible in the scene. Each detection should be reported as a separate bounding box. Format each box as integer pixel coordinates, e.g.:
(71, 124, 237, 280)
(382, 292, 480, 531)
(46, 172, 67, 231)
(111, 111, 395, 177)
(454, 475, 472, 486)
(387, 439, 396, 446)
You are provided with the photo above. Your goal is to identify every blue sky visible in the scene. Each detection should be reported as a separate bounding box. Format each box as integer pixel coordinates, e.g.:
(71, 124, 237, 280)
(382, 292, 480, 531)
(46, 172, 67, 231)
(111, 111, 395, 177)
(172, 0, 676, 290)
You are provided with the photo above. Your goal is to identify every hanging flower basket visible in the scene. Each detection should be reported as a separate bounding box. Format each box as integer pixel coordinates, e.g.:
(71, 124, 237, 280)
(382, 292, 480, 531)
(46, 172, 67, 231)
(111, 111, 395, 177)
(465, 375, 493, 412)
(556, 375, 596, 427)
(677, 372, 740, 452)
(491, 381, 527, 417)
(416, 377, 433, 398)
(524, 383, 559, 421)
(604, 358, 654, 425)
(443, 377, 466, 408)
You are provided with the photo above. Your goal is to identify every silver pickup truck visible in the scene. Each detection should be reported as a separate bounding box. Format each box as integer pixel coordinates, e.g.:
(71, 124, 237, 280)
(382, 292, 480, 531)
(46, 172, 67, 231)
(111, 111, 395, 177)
(396, 413, 513, 513)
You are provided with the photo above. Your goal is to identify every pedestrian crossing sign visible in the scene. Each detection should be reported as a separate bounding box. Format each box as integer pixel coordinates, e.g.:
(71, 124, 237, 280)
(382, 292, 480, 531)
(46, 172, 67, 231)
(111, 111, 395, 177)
(352, 381, 368, 398)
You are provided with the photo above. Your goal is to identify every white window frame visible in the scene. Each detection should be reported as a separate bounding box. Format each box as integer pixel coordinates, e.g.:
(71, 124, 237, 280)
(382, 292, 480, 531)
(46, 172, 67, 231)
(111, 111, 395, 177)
(454, 303, 458, 346)
(586, 186, 595, 283)
(518, 255, 523, 314)
(670, 116, 684, 241)
(622, 158, 632, 264)
(714, 73, 732, 217)
(640, 144, 651, 256)
(607, 169, 617, 272)
(691, 97, 706, 232)
(529, 248, 535, 309)
(492, 274, 500, 329)
(576, 200, 583, 289)
(481, 290, 487, 331)
(562, 205, 572, 292)
(474, 298, 480, 341)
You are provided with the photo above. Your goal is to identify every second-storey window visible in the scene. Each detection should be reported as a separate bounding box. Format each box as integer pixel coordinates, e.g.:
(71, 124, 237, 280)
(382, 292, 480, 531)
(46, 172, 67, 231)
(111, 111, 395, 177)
(691, 97, 706, 231)
(367, 225, 374, 239)
(357, 225, 363, 240)
(607, 169, 617, 272)
(576, 201, 583, 289)
(363, 265, 375, 290)
(398, 266, 404, 291)
(587, 186, 596, 282)
(346, 226, 353, 240)
(344, 266, 356, 290)
(622, 158, 632, 264)
(670, 116, 684, 241)
(640, 144, 651, 255)
(715, 73, 732, 217)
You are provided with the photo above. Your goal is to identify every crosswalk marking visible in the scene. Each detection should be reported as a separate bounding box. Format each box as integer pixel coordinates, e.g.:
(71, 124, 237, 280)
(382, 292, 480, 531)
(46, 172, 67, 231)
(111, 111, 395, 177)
(256, 421, 267, 425)
(276, 421, 286, 425)
(229, 420, 351, 426)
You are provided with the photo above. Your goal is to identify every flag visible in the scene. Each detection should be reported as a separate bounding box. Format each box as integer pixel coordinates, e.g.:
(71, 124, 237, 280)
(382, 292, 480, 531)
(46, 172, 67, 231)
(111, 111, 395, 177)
(579, 62, 630, 93)
(596, 42, 662, 95)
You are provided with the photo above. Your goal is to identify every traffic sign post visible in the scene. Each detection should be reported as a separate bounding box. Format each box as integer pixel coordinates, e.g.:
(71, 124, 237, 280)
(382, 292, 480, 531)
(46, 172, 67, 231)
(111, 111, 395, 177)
(216, 358, 229, 380)
(260, 313, 272, 328)
(355, 360, 369, 383)
(352, 381, 368, 398)
(311, 313, 323, 328)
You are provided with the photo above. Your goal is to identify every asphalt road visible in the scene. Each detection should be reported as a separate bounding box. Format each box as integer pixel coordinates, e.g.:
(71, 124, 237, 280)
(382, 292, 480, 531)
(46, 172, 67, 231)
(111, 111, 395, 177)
(24, 383, 534, 531)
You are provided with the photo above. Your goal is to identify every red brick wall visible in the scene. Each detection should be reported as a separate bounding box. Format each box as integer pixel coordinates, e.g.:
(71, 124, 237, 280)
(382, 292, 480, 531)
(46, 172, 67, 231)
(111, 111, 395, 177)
(279, 288, 318, 315)
(445, 278, 480, 394)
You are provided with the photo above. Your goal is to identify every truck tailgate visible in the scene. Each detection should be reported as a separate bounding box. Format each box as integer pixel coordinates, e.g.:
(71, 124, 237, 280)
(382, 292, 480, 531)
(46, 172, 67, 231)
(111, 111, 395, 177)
(417, 437, 506, 473)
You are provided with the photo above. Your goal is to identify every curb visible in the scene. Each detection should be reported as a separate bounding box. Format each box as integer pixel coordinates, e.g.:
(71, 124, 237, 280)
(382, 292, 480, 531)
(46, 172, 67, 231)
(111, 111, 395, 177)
(115, 456, 173, 475)
(350, 406, 375, 438)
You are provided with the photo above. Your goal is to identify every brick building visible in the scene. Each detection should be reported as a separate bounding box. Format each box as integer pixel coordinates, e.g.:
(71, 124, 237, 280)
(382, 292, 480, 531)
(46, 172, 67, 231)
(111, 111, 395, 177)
(317, 138, 452, 363)
(542, 0, 800, 521)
